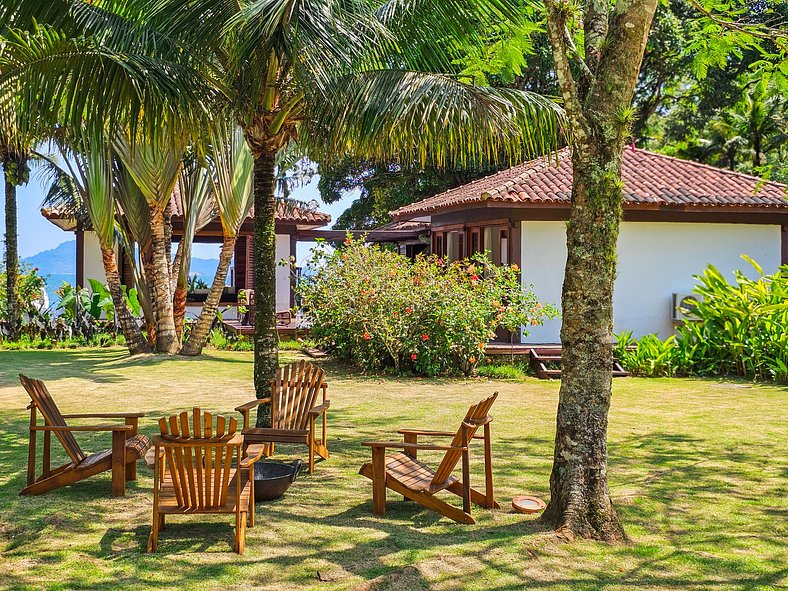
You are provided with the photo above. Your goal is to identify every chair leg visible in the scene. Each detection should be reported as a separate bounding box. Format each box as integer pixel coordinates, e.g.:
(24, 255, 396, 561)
(249, 473, 255, 528)
(483, 422, 495, 508)
(158, 514, 165, 531)
(148, 510, 159, 553)
(371, 447, 386, 516)
(111, 430, 127, 497)
(308, 417, 315, 473)
(126, 460, 137, 482)
(235, 512, 246, 555)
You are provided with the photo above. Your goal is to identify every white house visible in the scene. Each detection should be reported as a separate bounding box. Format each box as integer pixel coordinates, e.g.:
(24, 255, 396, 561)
(390, 148, 788, 343)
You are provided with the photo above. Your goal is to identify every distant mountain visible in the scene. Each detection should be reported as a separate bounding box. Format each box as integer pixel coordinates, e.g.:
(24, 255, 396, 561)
(189, 257, 220, 284)
(20, 240, 222, 306)
(23, 240, 76, 274)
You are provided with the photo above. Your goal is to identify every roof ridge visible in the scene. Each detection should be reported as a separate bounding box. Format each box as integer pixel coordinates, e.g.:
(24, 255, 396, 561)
(634, 148, 788, 189)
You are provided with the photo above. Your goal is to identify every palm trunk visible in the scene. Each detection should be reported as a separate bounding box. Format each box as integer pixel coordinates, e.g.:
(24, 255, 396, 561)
(149, 207, 179, 353)
(3, 162, 20, 340)
(180, 234, 237, 356)
(100, 247, 150, 354)
(252, 148, 279, 426)
(539, 146, 626, 542)
(171, 239, 187, 340)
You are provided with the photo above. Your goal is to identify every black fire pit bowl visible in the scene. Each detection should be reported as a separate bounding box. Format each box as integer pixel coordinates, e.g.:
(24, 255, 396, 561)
(253, 459, 301, 502)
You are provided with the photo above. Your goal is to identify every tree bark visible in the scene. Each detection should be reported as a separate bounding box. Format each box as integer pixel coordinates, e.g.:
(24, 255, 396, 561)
(541, 0, 658, 541)
(3, 160, 20, 340)
(100, 247, 150, 354)
(252, 148, 279, 426)
(540, 145, 626, 541)
(180, 234, 238, 356)
(149, 207, 179, 353)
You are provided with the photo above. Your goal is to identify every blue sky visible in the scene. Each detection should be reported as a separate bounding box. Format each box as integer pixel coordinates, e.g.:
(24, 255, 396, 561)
(0, 166, 358, 262)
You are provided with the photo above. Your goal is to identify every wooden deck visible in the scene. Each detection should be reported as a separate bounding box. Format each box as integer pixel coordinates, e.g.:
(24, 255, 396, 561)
(220, 319, 308, 339)
(486, 342, 629, 380)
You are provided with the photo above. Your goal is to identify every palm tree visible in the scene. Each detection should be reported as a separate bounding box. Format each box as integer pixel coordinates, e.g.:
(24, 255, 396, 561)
(45, 127, 150, 353)
(181, 125, 254, 355)
(1, 2, 564, 393)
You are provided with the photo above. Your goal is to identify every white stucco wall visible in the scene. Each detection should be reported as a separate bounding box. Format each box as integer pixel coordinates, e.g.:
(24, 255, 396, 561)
(275, 233, 292, 312)
(83, 231, 109, 285)
(521, 221, 782, 343)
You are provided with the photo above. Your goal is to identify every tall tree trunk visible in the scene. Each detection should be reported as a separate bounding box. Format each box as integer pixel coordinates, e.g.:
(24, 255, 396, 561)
(542, 0, 657, 541)
(540, 145, 626, 541)
(3, 160, 20, 340)
(180, 234, 238, 356)
(252, 148, 279, 426)
(100, 247, 150, 354)
(171, 239, 187, 340)
(149, 207, 179, 353)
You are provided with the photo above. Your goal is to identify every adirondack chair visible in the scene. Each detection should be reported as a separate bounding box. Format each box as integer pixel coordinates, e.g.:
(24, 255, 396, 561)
(235, 361, 330, 473)
(19, 374, 150, 497)
(147, 408, 264, 554)
(359, 392, 500, 524)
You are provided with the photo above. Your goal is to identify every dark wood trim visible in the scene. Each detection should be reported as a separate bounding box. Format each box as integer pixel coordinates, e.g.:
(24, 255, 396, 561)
(75, 225, 84, 288)
(782, 225, 788, 265)
(234, 236, 248, 291)
(428, 204, 788, 227)
(289, 235, 297, 309)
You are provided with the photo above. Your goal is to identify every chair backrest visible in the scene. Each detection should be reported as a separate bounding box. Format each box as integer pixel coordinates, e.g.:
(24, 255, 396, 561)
(271, 361, 325, 431)
(431, 392, 498, 487)
(19, 374, 86, 464)
(156, 408, 240, 510)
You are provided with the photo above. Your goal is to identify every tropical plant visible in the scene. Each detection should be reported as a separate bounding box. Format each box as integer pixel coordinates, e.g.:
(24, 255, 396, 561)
(0, 0, 564, 397)
(181, 125, 254, 356)
(298, 236, 557, 376)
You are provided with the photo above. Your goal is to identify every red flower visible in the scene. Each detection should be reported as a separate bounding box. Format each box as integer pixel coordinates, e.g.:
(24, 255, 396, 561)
(410, 353, 417, 360)
(468, 356, 476, 364)
(363, 332, 372, 340)
(421, 334, 429, 341)
(405, 307, 412, 314)
(470, 274, 479, 281)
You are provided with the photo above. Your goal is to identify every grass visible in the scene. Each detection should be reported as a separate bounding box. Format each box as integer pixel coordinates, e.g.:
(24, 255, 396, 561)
(0, 348, 786, 591)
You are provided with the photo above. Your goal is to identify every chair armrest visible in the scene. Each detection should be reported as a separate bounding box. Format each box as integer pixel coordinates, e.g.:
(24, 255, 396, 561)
(397, 428, 485, 440)
(307, 401, 330, 416)
(240, 443, 266, 468)
(235, 397, 272, 413)
(61, 412, 146, 419)
(361, 441, 466, 451)
(32, 424, 134, 432)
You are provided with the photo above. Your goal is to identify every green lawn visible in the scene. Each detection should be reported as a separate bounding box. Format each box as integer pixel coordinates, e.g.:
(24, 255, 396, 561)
(0, 348, 785, 591)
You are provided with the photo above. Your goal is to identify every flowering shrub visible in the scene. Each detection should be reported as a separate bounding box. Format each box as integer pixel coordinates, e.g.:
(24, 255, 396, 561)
(296, 236, 557, 375)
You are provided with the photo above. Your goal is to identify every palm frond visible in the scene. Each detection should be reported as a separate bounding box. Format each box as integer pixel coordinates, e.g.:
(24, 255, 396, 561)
(0, 23, 219, 145)
(176, 156, 216, 284)
(112, 128, 185, 212)
(206, 125, 253, 238)
(307, 69, 566, 169)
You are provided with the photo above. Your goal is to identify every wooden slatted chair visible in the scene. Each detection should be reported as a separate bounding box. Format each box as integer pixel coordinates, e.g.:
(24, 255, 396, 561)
(148, 408, 264, 554)
(235, 361, 330, 473)
(359, 392, 500, 524)
(19, 374, 150, 497)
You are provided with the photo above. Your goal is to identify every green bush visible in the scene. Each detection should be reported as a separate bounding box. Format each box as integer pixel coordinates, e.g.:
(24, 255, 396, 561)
(615, 257, 788, 382)
(297, 235, 557, 376)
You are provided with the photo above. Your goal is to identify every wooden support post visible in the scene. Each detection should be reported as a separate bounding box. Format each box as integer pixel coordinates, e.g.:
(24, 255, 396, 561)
(308, 416, 315, 473)
(483, 422, 495, 508)
(403, 433, 418, 459)
(42, 429, 51, 478)
(111, 430, 126, 497)
(27, 405, 37, 486)
(371, 446, 386, 516)
(461, 425, 471, 516)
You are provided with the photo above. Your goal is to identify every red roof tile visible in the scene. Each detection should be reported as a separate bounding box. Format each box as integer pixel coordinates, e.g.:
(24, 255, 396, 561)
(392, 148, 788, 218)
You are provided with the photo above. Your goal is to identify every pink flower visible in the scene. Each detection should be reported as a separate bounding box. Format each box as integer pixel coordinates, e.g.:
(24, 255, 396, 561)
(411, 353, 417, 361)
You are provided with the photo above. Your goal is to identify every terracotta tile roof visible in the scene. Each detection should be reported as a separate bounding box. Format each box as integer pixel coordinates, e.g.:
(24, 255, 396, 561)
(272, 200, 331, 225)
(392, 148, 788, 218)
